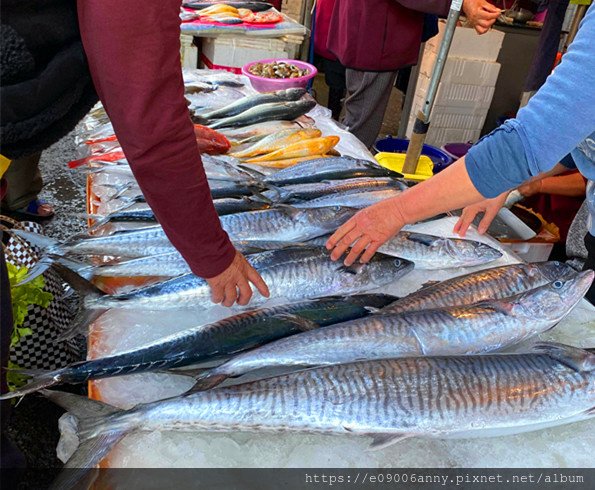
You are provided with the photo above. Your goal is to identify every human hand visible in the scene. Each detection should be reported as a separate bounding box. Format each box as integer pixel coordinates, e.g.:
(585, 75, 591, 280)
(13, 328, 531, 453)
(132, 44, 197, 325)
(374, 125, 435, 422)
(453, 191, 509, 237)
(206, 251, 270, 307)
(462, 0, 501, 34)
(326, 198, 406, 266)
(518, 179, 543, 198)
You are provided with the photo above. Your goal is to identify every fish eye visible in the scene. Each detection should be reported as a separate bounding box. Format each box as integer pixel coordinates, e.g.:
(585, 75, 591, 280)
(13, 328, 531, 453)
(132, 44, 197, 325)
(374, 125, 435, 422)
(553, 280, 564, 289)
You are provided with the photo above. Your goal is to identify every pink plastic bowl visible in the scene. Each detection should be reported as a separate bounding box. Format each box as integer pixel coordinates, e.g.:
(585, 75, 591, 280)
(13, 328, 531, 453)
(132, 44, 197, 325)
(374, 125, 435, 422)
(242, 59, 317, 93)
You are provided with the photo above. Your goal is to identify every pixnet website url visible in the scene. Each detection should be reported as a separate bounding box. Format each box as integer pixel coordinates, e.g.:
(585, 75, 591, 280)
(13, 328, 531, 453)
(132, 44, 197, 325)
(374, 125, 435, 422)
(304, 472, 586, 486)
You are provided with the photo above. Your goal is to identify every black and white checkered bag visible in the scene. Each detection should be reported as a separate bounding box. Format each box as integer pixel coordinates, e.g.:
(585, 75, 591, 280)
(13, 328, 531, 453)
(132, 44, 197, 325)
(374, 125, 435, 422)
(2, 218, 80, 370)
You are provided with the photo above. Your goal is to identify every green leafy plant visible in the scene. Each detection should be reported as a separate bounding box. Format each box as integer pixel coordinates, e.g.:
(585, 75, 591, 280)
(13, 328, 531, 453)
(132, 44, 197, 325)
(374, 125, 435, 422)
(6, 262, 53, 390)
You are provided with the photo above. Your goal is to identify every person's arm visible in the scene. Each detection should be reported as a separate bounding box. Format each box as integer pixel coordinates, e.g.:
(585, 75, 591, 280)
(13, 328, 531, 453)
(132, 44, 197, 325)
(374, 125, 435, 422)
(395, 0, 501, 33)
(77, 0, 268, 306)
(520, 172, 586, 198)
(327, 4, 595, 265)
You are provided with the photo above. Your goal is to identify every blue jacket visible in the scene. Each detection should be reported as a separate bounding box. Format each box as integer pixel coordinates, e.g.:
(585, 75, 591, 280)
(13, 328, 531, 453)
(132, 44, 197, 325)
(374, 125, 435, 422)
(466, 4, 595, 234)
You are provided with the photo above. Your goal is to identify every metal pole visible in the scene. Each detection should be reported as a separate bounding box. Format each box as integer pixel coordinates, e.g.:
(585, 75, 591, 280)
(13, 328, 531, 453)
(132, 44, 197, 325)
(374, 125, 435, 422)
(402, 0, 462, 175)
(563, 3, 588, 52)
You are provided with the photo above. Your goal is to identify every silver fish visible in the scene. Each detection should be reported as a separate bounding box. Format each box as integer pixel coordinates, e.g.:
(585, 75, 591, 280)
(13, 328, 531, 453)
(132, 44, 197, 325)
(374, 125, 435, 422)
(191, 271, 594, 390)
(293, 189, 404, 209)
(74, 247, 412, 312)
(383, 261, 578, 314)
(376, 231, 503, 270)
(208, 100, 316, 130)
(264, 157, 401, 186)
(218, 120, 305, 144)
(261, 177, 408, 203)
(46, 342, 595, 474)
(197, 88, 306, 121)
(0, 294, 397, 399)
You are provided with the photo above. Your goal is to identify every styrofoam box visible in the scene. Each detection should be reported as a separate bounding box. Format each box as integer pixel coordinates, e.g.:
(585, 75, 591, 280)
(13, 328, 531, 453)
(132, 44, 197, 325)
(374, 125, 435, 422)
(410, 97, 489, 130)
(419, 53, 501, 87)
(416, 76, 496, 110)
(501, 242, 554, 263)
(201, 36, 302, 72)
(426, 21, 505, 62)
(405, 118, 481, 147)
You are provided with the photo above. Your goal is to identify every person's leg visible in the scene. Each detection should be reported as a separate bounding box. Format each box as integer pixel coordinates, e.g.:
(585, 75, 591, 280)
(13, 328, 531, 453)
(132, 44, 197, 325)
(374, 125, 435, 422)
(342, 69, 397, 149)
(1, 152, 53, 216)
(323, 59, 346, 121)
(582, 232, 595, 305)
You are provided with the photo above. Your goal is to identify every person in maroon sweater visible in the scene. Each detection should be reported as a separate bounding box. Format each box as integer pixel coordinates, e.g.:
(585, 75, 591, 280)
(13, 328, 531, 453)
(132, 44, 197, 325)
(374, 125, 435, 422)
(326, 0, 501, 148)
(77, 0, 269, 307)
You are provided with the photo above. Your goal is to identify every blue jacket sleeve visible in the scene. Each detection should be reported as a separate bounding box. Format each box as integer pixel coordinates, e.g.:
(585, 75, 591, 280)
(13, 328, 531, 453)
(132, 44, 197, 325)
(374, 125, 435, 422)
(465, 4, 595, 198)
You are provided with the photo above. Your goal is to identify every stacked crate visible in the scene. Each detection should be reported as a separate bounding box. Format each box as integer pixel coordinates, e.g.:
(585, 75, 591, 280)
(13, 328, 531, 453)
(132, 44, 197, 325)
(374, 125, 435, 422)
(406, 22, 505, 147)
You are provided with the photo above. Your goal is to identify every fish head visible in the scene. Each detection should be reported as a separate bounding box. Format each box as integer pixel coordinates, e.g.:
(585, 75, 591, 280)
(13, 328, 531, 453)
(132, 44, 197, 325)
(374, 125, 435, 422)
(353, 255, 415, 288)
(283, 88, 307, 99)
(441, 238, 503, 266)
(513, 270, 594, 322)
(533, 261, 577, 282)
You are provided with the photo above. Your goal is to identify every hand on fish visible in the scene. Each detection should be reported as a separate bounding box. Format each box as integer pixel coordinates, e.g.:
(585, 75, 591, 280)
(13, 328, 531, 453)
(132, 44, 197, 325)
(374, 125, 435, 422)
(326, 198, 406, 266)
(462, 0, 501, 34)
(454, 191, 508, 237)
(206, 251, 270, 307)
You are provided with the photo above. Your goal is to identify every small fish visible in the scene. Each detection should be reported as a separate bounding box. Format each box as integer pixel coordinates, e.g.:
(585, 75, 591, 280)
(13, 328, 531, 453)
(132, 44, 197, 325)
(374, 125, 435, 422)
(264, 156, 401, 186)
(231, 128, 322, 158)
(244, 154, 330, 169)
(218, 121, 305, 145)
(245, 136, 340, 163)
(208, 100, 316, 129)
(197, 88, 306, 122)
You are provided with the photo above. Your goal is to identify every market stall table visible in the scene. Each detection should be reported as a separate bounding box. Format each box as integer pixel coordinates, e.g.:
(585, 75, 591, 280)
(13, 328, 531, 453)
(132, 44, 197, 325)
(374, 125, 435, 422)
(56, 70, 595, 469)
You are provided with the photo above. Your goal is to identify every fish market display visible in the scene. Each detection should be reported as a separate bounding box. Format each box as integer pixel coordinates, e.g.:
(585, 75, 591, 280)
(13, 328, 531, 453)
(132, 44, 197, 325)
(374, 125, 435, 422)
(263, 156, 401, 186)
(196, 88, 306, 121)
(185, 2, 275, 13)
(218, 120, 309, 145)
(383, 261, 578, 314)
(208, 100, 316, 129)
(48, 343, 595, 471)
(293, 188, 404, 210)
(1, 295, 396, 399)
(57, 247, 412, 314)
(190, 271, 593, 390)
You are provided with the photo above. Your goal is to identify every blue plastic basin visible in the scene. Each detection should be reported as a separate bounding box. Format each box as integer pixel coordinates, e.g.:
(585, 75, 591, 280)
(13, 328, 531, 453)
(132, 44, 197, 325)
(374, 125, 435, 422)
(373, 137, 453, 173)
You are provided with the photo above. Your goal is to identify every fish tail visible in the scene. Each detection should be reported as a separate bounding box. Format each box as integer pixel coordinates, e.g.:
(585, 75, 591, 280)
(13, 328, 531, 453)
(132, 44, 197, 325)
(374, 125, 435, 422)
(52, 262, 108, 340)
(42, 390, 126, 487)
(0, 368, 67, 400)
(10, 229, 64, 256)
(188, 370, 229, 393)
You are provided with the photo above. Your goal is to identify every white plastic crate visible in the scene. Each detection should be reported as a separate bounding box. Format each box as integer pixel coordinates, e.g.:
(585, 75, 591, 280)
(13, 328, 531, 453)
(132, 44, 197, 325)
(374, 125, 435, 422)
(405, 117, 481, 147)
(426, 21, 505, 62)
(410, 95, 490, 130)
(419, 54, 501, 87)
(201, 36, 303, 73)
(416, 77, 496, 110)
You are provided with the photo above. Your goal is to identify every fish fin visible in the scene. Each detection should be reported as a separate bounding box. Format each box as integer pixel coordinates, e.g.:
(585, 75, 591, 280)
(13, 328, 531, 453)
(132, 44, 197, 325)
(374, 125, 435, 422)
(338, 263, 365, 275)
(56, 308, 107, 341)
(186, 371, 229, 393)
(13, 255, 55, 286)
(273, 313, 320, 331)
(52, 263, 105, 298)
(531, 342, 595, 372)
(364, 306, 382, 314)
(0, 369, 66, 400)
(403, 232, 437, 246)
(42, 390, 125, 487)
(10, 229, 63, 255)
(366, 433, 415, 451)
(167, 367, 209, 379)
(249, 190, 275, 204)
(420, 280, 441, 289)
(274, 204, 304, 219)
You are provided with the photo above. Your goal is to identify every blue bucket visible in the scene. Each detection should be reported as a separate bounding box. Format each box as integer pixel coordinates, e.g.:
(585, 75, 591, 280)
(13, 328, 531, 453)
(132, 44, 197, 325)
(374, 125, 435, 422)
(373, 137, 453, 173)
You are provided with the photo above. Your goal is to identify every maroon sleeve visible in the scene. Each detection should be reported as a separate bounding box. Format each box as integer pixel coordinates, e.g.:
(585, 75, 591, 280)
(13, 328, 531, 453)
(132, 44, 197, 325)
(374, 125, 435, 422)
(76, 0, 235, 278)
(395, 0, 451, 16)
